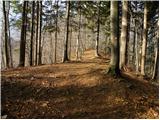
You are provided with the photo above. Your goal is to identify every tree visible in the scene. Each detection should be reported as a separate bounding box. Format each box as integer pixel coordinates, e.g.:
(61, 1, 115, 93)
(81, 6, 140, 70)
(95, 1, 101, 57)
(141, 2, 148, 75)
(54, 0, 59, 63)
(120, 1, 128, 70)
(30, 1, 35, 66)
(3, 1, 13, 68)
(152, 19, 159, 79)
(38, 1, 42, 65)
(19, 1, 28, 67)
(63, 1, 70, 62)
(35, 1, 39, 65)
(152, 40, 158, 79)
(107, 1, 120, 76)
(76, 1, 82, 60)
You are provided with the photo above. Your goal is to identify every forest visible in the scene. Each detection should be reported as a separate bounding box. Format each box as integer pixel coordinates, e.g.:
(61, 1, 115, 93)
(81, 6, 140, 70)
(1, 0, 159, 119)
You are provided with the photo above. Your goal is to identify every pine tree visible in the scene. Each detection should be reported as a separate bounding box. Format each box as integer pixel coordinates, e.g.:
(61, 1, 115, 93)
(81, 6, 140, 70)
(63, 1, 70, 62)
(19, 1, 28, 67)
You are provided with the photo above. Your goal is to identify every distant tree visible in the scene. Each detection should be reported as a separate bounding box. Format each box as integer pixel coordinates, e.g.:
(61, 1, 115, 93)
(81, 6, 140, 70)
(63, 1, 70, 62)
(19, 1, 28, 67)
(3, 1, 13, 68)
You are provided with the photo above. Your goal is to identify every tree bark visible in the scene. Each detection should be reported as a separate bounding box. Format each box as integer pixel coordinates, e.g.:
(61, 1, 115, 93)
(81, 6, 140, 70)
(63, 1, 70, 62)
(135, 24, 139, 73)
(95, 1, 100, 57)
(152, 43, 158, 79)
(76, 2, 81, 60)
(69, 27, 72, 60)
(3, 1, 12, 68)
(107, 1, 120, 76)
(38, 1, 42, 65)
(120, 1, 128, 69)
(141, 2, 148, 75)
(19, 1, 27, 67)
(54, 0, 58, 63)
(35, 1, 39, 65)
(152, 21, 159, 80)
(125, 1, 130, 66)
(30, 1, 35, 66)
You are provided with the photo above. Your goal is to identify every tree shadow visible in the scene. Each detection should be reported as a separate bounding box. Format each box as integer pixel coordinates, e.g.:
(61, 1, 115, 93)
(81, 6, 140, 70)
(2, 72, 158, 119)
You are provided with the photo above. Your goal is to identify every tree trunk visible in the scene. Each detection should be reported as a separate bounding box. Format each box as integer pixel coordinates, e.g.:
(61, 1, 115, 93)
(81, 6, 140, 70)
(69, 27, 72, 60)
(132, 19, 136, 64)
(50, 33, 54, 64)
(54, 0, 58, 63)
(3, 1, 12, 68)
(95, 1, 100, 57)
(38, 1, 42, 65)
(63, 1, 70, 62)
(152, 21, 159, 80)
(30, 1, 35, 66)
(35, 1, 39, 65)
(19, 1, 27, 67)
(141, 2, 148, 75)
(107, 1, 120, 76)
(125, 1, 130, 66)
(7, 1, 13, 67)
(120, 1, 128, 69)
(152, 44, 158, 79)
(76, 2, 81, 60)
(1, 18, 6, 68)
(135, 25, 139, 73)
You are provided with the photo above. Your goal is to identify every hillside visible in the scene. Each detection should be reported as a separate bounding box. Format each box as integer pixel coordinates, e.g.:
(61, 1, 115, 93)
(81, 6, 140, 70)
(1, 50, 159, 119)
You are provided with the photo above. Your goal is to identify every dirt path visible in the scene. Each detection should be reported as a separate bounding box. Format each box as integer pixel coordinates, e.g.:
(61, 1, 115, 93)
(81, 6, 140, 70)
(1, 50, 159, 119)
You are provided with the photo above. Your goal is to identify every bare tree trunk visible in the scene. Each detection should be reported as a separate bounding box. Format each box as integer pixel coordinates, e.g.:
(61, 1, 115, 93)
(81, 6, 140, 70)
(54, 0, 58, 63)
(35, 1, 39, 65)
(50, 32, 54, 64)
(30, 1, 35, 66)
(7, 1, 13, 67)
(95, 1, 100, 57)
(69, 27, 72, 60)
(152, 21, 159, 80)
(76, 2, 81, 60)
(107, 1, 120, 76)
(141, 2, 148, 75)
(19, 1, 27, 67)
(132, 19, 136, 64)
(38, 1, 42, 65)
(125, 1, 130, 66)
(1, 19, 6, 68)
(120, 1, 128, 69)
(135, 25, 139, 73)
(3, 1, 12, 68)
(152, 44, 158, 79)
(63, 1, 70, 62)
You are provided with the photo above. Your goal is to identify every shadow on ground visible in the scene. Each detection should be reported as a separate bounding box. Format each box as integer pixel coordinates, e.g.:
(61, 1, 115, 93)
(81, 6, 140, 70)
(1, 70, 158, 119)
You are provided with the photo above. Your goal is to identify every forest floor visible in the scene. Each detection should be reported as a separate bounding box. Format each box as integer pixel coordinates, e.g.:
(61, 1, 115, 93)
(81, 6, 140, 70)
(1, 50, 159, 119)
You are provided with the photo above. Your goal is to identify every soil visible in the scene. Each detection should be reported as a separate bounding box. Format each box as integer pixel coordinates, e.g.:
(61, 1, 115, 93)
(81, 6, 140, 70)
(1, 50, 159, 119)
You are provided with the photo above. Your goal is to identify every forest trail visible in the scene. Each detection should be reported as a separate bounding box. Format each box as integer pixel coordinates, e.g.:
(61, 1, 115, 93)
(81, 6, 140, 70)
(1, 50, 159, 119)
